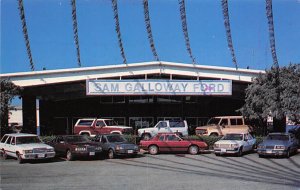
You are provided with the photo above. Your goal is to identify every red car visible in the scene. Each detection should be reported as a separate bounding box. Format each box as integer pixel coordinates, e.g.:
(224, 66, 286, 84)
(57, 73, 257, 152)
(139, 133, 208, 155)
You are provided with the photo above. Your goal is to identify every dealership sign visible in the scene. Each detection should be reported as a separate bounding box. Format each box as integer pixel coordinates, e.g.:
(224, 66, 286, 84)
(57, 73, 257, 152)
(86, 80, 232, 96)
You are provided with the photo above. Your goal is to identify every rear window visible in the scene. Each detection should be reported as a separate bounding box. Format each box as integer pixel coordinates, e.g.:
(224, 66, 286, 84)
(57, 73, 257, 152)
(170, 121, 185, 128)
(77, 120, 93, 126)
(230, 118, 243, 125)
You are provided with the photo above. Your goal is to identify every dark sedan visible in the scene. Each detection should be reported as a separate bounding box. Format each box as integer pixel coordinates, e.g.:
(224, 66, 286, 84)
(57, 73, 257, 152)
(257, 133, 298, 158)
(48, 135, 103, 161)
(92, 134, 139, 159)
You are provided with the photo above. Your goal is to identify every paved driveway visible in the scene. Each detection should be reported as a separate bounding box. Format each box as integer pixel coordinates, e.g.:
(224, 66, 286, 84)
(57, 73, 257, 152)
(1, 152, 300, 190)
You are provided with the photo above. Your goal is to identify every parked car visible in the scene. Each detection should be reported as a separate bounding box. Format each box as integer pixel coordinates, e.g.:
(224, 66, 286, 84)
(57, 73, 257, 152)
(92, 134, 139, 159)
(257, 133, 298, 158)
(214, 133, 256, 156)
(74, 118, 133, 137)
(195, 116, 253, 137)
(47, 135, 103, 161)
(139, 133, 207, 155)
(0, 133, 55, 164)
(138, 120, 189, 140)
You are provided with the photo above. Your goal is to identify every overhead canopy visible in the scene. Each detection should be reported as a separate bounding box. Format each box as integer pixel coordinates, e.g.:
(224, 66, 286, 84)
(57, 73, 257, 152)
(1, 61, 264, 87)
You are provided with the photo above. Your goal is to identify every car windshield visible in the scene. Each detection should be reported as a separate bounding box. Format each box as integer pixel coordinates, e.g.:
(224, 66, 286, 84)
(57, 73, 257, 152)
(207, 118, 221, 125)
(65, 136, 89, 143)
(16, 136, 41, 144)
(105, 120, 118, 126)
(222, 134, 243, 141)
(267, 134, 289, 141)
(106, 135, 126, 143)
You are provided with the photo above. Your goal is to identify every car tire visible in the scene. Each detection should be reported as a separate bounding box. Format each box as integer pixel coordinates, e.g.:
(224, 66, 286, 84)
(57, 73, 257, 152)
(108, 149, 115, 159)
(17, 153, 24, 164)
(66, 150, 74, 161)
(286, 149, 290, 158)
(215, 153, 221, 156)
(237, 147, 243, 157)
(142, 134, 151, 141)
(148, 145, 158, 155)
(209, 133, 218, 137)
(188, 145, 199, 155)
(259, 154, 264, 158)
(2, 150, 8, 160)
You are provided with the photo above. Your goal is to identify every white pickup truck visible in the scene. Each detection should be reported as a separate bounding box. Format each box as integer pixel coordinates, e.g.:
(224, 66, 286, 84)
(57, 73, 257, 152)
(138, 120, 189, 140)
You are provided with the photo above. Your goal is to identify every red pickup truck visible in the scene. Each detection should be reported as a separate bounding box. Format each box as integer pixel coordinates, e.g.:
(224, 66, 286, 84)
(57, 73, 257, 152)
(74, 118, 133, 137)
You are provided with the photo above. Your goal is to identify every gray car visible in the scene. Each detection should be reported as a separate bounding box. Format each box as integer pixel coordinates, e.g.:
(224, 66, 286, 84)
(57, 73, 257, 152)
(92, 134, 139, 159)
(257, 133, 298, 158)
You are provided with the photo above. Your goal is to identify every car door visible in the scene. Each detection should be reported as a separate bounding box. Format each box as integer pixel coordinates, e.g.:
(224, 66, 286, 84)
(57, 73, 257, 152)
(10, 137, 17, 157)
(165, 134, 189, 152)
(100, 136, 110, 152)
(219, 118, 230, 135)
(156, 121, 170, 133)
(54, 136, 66, 155)
(96, 120, 108, 134)
(289, 134, 298, 152)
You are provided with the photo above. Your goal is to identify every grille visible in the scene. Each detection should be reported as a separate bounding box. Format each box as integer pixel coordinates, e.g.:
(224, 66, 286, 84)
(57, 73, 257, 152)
(87, 146, 95, 152)
(33, 148, 47, 153)
(266, 146, 274, 149)
(219, 144, 232, 149)
(123, 144, 135, 149)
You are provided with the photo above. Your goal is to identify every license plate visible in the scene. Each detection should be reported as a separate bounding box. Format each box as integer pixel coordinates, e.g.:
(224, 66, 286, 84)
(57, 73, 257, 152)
(127, 150, 133, 154)
(266, 150, 272, 154)
(89, 152, 95, 156)
(221, 148, 226, 153)
(38, 154, 45, 158)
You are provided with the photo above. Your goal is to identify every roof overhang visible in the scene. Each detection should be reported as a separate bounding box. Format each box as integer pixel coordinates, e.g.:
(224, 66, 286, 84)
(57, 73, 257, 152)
(0, 61, 264, 87)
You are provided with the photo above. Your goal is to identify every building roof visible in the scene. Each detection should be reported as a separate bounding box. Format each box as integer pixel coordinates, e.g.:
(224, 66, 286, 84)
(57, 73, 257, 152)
(0, 61, 264, 87)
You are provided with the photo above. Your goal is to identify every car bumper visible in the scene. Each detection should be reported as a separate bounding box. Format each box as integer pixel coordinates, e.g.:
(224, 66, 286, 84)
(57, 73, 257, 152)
(72, 151, 103, 158)
(214, 148, 239, 154)
(257, 149, 288, 156)
(115, 149, 139, 156)
(22, 152, 56, 160)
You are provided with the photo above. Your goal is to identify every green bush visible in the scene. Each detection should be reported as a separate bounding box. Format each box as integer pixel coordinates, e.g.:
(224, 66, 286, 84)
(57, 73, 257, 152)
(40, 136, 56, 143)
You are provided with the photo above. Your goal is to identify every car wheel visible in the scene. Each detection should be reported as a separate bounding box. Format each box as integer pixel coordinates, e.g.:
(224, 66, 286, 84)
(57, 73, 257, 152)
(108, 149, 115, 159)
(215, 153, 221, 156)
(259, 154, 264, 158)
(142, 134, 151, 140)
(148, 145, 158, 155)
(66, 150, 74, 161)
(188, 145, 199, 155)
(209, 133, 218, 137)
(2, 150, 8, 160)
(17, 153, 24, 164)
(286, 149, 290, 158)
(237, 147, 243, 157)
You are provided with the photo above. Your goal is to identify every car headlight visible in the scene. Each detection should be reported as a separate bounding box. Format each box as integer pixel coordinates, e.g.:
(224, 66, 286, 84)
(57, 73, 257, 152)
(95, 146, 102, 151)
(24, 150, 33, 154)
(75, 147, 87, 151)
(46, 148, 55, 152)
(115, 145, 124, 150)
(214, 144, 220, 148)
(230, 144, 239, 148)
(274, 145, 285, 150)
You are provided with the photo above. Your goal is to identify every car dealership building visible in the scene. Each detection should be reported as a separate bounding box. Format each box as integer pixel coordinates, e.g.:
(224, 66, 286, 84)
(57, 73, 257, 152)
(1, 61, 263, 135)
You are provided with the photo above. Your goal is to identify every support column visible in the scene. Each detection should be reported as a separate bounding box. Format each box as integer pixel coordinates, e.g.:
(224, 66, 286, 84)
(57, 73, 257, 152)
(22, 95, 37, 134)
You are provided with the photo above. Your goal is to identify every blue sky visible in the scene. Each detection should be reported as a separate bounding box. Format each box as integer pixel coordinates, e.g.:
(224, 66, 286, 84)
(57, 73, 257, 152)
(1, 0, 300, 74)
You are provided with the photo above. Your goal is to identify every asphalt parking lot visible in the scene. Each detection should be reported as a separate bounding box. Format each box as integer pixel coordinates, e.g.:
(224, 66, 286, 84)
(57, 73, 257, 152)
(1, 152, 300, 190)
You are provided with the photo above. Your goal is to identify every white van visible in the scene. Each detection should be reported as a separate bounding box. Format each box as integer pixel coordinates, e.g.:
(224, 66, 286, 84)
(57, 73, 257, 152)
(138, 120, 189, 140)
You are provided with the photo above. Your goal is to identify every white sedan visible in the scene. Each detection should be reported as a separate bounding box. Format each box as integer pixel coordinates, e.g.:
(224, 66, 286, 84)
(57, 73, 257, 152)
(0, 133, 55, 163)
(213, 133, 256, 156)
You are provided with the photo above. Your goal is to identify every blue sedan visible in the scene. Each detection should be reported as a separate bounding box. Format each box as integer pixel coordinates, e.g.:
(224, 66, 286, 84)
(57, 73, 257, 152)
(257, 133, 298, 158)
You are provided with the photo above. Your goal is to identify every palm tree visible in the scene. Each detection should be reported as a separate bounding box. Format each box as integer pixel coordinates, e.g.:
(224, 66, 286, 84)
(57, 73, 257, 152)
(18, 0, 35, 71)
(111, 0, 127, 65)
(178, 0, 196, 65)
(221, 0, 238, 70)
(143, 0, 159, 62)
(265, 0, 279, 68)
(71, 0, 82, 67)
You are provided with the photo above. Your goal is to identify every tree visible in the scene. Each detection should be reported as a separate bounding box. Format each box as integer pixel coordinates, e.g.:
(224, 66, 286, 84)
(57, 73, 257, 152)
(240, 63, 300, 133)
(0, 79, 22, 136)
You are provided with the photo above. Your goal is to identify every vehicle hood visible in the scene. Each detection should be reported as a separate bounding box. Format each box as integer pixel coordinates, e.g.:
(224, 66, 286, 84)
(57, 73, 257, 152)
(69, 142, 102, 146)
(16, 143, 54, 149)
(215, 140, 243, 145)
(106, 126, 132, 129)
(259, 140, 289, 146)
